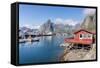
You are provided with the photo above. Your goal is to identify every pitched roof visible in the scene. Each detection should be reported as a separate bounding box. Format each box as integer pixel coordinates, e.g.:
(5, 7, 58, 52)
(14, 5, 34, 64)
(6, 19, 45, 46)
(74, 29, 96, 34)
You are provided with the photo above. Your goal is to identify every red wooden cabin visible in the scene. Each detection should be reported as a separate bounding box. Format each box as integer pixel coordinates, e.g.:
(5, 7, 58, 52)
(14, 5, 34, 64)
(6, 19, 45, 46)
(64, 29, 96, 45)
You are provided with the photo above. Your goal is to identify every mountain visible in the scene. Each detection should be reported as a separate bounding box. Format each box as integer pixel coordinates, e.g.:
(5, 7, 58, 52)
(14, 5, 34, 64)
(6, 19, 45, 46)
(39, 19, 75, 34)
(19, 27, 32, 32)
(40, 19, 54, 34)
(81, 13, 96, 32)
(54, 23, 65, 33)
(73, 23, 81, 31)
(64, 24, 74, 32)
(54, 23, 74, 33)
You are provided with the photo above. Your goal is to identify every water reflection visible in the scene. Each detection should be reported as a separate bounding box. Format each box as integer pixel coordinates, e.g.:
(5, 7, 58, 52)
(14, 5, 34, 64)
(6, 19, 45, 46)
(19, 35, 67, 64)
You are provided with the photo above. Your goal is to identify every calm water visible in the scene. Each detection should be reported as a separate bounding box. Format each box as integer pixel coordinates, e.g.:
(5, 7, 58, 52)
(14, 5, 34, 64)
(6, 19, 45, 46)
(19, 35, 68, 64)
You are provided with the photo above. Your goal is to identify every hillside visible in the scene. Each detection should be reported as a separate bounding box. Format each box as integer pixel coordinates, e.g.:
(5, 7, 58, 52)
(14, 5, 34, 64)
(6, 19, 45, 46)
(81, 13, 96, 32)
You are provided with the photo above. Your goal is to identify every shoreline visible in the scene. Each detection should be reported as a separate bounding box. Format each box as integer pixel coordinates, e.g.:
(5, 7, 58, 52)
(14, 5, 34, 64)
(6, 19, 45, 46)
(60, 43, 96, 61)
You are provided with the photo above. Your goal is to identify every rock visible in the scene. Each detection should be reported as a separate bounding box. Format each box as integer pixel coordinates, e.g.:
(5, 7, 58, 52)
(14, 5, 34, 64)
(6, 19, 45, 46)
(61, 44, 96, 61)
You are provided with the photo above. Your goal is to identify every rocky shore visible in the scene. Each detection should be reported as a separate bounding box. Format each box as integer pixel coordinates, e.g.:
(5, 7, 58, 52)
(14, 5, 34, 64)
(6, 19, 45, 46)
(60, 43, 96, 61)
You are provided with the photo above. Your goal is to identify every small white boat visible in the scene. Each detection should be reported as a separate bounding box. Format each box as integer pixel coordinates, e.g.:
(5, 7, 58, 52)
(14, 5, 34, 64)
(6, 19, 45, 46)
(19, 39, 26, 43)
(33, 37, 39, 40)
(60, 44, 65, 47)
(19, 37, 40, 43)
(60, 43, 69, 47)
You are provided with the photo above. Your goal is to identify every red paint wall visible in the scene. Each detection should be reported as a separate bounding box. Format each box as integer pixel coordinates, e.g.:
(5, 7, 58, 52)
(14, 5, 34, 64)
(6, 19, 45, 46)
(74, 31, 92, 42)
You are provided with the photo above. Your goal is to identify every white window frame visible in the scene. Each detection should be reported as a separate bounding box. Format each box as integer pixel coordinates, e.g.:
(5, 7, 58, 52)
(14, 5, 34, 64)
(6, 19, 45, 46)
(87, 34, 92, 39)
(80, 34, 83, 39)
(80, 34, 92, 39)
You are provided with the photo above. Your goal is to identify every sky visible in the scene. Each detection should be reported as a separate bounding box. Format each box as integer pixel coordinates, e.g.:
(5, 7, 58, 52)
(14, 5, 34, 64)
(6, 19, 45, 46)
(19, 4, 96, 29)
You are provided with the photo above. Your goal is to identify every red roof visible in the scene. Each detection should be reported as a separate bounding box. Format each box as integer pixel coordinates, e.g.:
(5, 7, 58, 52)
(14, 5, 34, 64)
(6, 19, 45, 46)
(74, 29, 96, 35)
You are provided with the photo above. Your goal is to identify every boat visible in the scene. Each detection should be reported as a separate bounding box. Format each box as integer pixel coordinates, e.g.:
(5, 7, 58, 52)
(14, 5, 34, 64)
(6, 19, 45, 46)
(32, 37, 39, 42)
(19, 37, 40, 43)
(60, 43, 70, 47)
(19, 39, 26, 43)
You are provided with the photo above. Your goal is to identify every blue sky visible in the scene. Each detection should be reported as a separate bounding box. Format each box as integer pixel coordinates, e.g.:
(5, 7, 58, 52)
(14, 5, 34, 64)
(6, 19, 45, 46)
(19, 4, 92, 28)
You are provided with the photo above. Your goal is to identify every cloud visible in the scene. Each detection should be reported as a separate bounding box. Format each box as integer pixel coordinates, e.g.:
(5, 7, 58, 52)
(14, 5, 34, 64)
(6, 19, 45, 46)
(32, 25, 40, 29)
(64, 19, 79, 26)
(83, 8, 96, 15)
(55, 18, 79, 26)
(55, 18, 63, 24)
(24, 24, 32, 28)
(21, 24, 40, 29)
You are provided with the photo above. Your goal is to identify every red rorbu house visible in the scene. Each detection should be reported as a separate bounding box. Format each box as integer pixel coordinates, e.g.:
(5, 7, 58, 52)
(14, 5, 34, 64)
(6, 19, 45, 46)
(64, 29, 96, 46)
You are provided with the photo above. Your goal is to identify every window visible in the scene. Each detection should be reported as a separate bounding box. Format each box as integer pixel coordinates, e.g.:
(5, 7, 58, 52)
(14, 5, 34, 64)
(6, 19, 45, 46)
(80, 34, 92, 39)
(80, 34, 82, 39)
(87, 34, 92, 39)
(80, 34, 87, 39)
